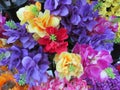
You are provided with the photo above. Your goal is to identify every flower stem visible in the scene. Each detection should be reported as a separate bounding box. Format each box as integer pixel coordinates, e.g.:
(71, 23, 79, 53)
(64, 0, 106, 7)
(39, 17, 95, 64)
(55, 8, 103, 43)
(51, 61, 55, 77)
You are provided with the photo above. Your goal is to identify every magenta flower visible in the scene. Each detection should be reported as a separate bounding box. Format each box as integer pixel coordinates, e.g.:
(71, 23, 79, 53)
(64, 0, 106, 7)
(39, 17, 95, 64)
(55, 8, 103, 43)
(0, 13, 6, 38)
(72, 43, 113, 81)
(29, 77, 88, 90)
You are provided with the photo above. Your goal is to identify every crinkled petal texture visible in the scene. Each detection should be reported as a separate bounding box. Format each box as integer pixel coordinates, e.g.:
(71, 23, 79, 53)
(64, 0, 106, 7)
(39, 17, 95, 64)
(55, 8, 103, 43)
(54, 52, 83, 80)
(44, 0, 71, 16)
(3, 23, 37, 49)
(16, 2, 41, 24)
(38, 27, 68, 54)
(72, 43, 113, 81)
(27, 10, 60, 37)
(21, 51, 49, 86)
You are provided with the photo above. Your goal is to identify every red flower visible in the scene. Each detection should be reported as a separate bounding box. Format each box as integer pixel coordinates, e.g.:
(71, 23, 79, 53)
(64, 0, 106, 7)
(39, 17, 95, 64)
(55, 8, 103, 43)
(38, 27, 68, 54)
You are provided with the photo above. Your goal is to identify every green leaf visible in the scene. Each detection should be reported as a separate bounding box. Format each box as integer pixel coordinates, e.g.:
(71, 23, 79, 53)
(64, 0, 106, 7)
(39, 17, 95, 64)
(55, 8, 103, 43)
(94, 1, 102, 10)
(6, 20, 17, 29)
(18, 74, 26, 86)
(105, 68, 115, 79)
(0, 51, 10, 61)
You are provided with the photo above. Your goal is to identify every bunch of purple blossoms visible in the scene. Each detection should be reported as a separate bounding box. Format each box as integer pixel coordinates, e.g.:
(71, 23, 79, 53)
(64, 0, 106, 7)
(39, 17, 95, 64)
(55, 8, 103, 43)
(44, 0, 72, 16)
(3, 21, 37, 49)
(0, 45, 49, 86)
(87, 67, 120, 90)
(45, 0, 98, 33)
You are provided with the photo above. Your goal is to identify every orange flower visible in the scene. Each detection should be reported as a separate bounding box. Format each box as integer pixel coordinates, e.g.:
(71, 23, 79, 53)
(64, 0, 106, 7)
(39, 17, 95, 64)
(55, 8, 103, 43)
(0, 70, 28, 90)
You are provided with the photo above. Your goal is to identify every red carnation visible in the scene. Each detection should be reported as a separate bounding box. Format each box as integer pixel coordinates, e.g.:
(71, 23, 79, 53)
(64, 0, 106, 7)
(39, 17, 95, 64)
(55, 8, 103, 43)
(38, 27, 68, 54)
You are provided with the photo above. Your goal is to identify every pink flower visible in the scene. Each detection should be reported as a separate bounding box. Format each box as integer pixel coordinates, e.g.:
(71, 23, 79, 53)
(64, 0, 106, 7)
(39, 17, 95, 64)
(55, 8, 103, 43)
(72, 43, 113, 81)
(93, 17, 118, 34)
(29, 77, 88, 90)
(38, 27, 68, 54)
(0, 14, 6, 38)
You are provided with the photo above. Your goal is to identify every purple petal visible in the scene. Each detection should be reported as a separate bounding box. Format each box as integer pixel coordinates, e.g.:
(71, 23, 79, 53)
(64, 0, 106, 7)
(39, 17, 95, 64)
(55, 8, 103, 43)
(22, 56, 35, 70)
(60, 0, 72, 4)
(32, 68, 40, 81)
(7, 36, 19, 44)
(33, 54, 42, 63)
(70, 14, 81, 25)
(20, 37, 29, 43)
(44, 0, 59, 10)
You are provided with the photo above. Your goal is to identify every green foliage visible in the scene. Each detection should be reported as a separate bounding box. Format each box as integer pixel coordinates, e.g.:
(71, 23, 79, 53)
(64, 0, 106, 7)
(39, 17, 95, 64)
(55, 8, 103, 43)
(105, 68, 115, 79)
(6, 20, 17, 29)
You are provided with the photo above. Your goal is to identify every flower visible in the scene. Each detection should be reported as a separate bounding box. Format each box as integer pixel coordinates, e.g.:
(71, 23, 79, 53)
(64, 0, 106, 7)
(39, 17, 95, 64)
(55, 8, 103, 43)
(20, 53, 49, 86)
(54, 52, 83, 80)
(44, 0, 72, 16)
(87, 67, 120, 90)
(0, 71, 18, 90)
(38, 27, 68, 54)
(3, 21, 37, 49)
(16, 2, 41, 24)
(61, 0, 98, 33)
(27, 10, 60, 37)
(70, 17, 116, 52)
(98, 0, 120, 17)
(0, 13, 6, 38)
(72, 43, 113, 81)
(29, 77, 88, 90)
(14, 46, 49, 86)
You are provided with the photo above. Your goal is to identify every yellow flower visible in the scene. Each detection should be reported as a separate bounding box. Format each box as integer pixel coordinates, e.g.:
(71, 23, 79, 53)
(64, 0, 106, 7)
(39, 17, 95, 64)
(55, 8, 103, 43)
(54, 52, 83, 80)
(98, 0, 120, 18)
(0, 39, 7, 48)
(27, 10, 60, 37)
(16, 2, 41, 24)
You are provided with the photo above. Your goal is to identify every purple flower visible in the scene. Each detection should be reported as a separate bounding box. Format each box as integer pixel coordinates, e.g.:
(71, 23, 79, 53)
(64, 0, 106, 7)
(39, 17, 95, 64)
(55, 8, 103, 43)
(87, 67, 120, 90)
(70, 17, 116, 52)
(0, 46, 28, 70)
(21, 53, 49, 86)
(3, 22, 37, 49)
(44, 0, 72, 16)
(0, 45, 49, 86)
(61, 0, 98, 33)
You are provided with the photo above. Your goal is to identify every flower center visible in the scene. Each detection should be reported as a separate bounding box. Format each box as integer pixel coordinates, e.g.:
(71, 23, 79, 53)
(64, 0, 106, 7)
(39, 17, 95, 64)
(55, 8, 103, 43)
(50, 34, 56, 41)
(18, 74, 26, 86)
(69, 64, 76, 72)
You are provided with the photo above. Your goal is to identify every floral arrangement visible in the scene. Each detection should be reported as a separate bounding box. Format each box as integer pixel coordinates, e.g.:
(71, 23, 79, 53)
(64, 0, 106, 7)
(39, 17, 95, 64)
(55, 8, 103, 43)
(0, 0, 120, 90)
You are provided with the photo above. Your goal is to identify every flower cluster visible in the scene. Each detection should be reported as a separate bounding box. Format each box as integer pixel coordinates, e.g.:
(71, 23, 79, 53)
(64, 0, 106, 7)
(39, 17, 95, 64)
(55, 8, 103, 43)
(0, 0, 120, 89)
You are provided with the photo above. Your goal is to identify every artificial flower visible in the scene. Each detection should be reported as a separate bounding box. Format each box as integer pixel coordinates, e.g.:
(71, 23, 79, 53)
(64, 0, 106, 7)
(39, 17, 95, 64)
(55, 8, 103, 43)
(29, 77, 88, 90)
(87, 66, 120, 90)
(0, 39, 7, 48)
(16, 2, 41, 24)
(38, 27, 68, 54)
(72, 43, 113, 81)
(70, 17, 116, 52)
(0, 70, 28, 90)
(61, 0, 98, 33)
(3, 21, 37, 49)
(54, 52, 83, 80)
(0, 72, 15, 90)
(14, 46, 49, 86)
(0, 13, 6, 38)
(44, 0, 72, 16)
(98, 0, 120, 17)
(27, 10, 60, 37)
